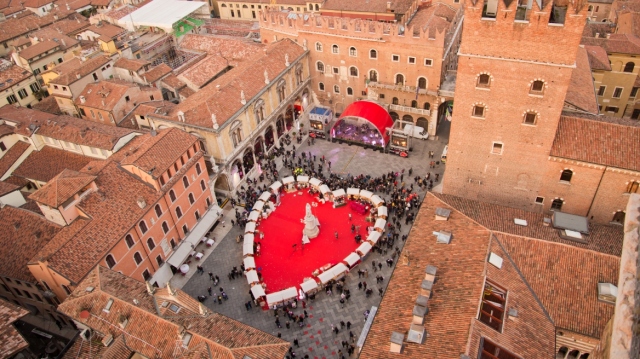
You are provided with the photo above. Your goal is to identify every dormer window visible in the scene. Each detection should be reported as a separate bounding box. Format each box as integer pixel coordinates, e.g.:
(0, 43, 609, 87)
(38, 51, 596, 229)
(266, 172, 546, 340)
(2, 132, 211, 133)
(479, 280, 506, 332)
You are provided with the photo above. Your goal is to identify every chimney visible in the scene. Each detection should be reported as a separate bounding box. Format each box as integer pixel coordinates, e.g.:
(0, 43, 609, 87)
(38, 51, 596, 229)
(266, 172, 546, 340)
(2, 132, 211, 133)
(435, 207, 450, 221)
(79, 96, 86, 103)
(118, 315, 128, 329)
(407, 324, 426, 344)
(386, 1, 391, 11)
(76, 73, 81, 79)
(390, 332, 404, 353)
(54, 14, 58, 20)
(420, 279, 433, 298)
(136, 197, 146, 208)
(412, 304, 427, 325)
(595, 32, 600, 38)
(285, 53, 290, 66)
(606, 33, 611, 39)
(424, 265, 436, 282)
(240, 90, 246, 105)
(264, 69, 270, 84)
(66, 3, 70, 10)
(145, 281, 155, 295)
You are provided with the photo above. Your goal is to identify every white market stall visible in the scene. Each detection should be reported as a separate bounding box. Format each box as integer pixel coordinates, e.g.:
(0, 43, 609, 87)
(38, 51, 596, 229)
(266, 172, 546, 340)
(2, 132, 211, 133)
(245, 222, 256, 234)
(250, 285, 266, 307)
(242, 241, 254, 257)
(374, 218, 387, 232)
(270, 181, 282, 193)
(300, 279, 319, 294)
(296, 176, 310, 187)
(248, 211, 260, 222)
(282, 176, 295, 191)
(377, 206, 388, 219)
(319, 184, 331, 200)
(258, 191, 272, 202)
(245, 270, 259, 285)
(309, 178, 322, 189)
(253, 201, 265, 212)
(356, 242, 372, 257)
(367, 231, 381, 245)
(371, 195, 384, 207)
(343, 252, 361, 268)
(317, 269, 335, 284)
(281, 287, 298, 301)
(332, 188, 346, 207)
(347, 188, 360, 200)
(360, 190, 373, 201)
(243, 257, 256, 270)
(266, 292, 284, 307)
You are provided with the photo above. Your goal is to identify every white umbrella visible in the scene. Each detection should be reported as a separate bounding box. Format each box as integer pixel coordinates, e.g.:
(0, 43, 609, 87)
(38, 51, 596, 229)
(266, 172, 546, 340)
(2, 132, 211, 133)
(179, 264, 190, 274)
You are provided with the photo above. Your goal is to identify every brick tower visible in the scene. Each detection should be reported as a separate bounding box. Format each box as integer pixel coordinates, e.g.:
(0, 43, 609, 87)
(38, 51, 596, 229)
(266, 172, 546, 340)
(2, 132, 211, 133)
(442, 0, 588, 210)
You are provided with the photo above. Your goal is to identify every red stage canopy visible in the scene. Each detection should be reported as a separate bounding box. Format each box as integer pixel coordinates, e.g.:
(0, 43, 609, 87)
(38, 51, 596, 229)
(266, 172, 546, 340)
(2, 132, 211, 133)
(333, 101, 393, 145)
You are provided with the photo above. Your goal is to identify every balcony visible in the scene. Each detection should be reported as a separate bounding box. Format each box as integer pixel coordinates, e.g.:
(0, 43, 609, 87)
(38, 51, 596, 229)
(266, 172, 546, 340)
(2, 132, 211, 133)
(368, 81, 428, 95)
(389, 104, 430, 117)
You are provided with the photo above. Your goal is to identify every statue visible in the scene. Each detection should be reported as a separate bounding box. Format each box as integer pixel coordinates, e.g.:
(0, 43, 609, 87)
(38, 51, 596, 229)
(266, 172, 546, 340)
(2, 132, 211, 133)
(303, 203, 319, 239)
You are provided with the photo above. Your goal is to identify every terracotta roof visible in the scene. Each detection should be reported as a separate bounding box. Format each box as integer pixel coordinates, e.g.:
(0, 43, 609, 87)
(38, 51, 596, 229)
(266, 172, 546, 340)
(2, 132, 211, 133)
(0, 65, 32, 91)
(75, 79, 138, 111)
(113, 57, 149, 72)
(565, 46, 599, 114)
(582, 21, 616, 38)
(322, 0, 415, 13)
(102, 5, 136, 20)
(30, 27, 79, 51)
(617, 11, 640, 37)
(37, 114, 139, 150)
(3, 175, 29, 188)
(47, 56, 111, 86)
(160, 73, 186, 90)
(18, 40, 59, 61)
(31, 95, 62, 115)
(581, 33, 640, 55)
(29, 169, 96, 208)
(12, 146, 93, 182)
(45, 15, 90, 36)
(433, 193, 624, 256)
(178, 85, 195, 98)
(22, 0, 52, 8)
(167, 38, 305, 128)
(0, 106, 56, 130)
(120, 127, 196, 178)
(0, 299, 29, 358)
(0, 8, 76, 43)
(9, 36, 31, 48)
(584, 44, 611, 70)
(550, 114, 640, 172)
(142, 63, 171, 83)
(178, 55, 229, 89)
(58, 266, 291, 359)
(0, 141, 30, 178)
(84, 23, 126, 40)
(407, 3, 457, 36)
(0, 180, 19, 196)
(0, 206, 60, 281)
(0, 124, 13, 137)
(498, 234, 619, 338)
(179, 34, 262, 59)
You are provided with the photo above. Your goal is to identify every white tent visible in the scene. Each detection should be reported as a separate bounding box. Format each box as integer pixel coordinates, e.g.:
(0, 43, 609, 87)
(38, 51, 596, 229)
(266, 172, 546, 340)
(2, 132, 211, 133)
(251, 285, 266, 298)
(377, 206, 388, 217)
(319, 184, 331, 194)
(243, 257, 256, 269)
(248, 211, 260, 222)
(343, 252, 360, 267)
(245, 222, 256, 233)
(332, 188, 346, 198)
(356, 242, 372, 257)
(374, 218, 386, 230)
(242, 242, 254, 256)
(270, 181, 282, 191)
(360, 190, 373, 200)
(309, 178, 322, 187)
(331, 263, 348, 277)
(367, 231, 381, 244)
(253, 201, 265, 211)
(245, 270, 259, 284)
(300, 279, 318, 293)
(282, 176, 295, 185)
(297, 175, 310, 183)
(266, 292, 284, 306)
(259, 192, 272, 202)
(347, 188, 360, 196)
(244, 233, 254, 247)
(281, 287, 298, 301)
(317, 269, 335, 284)
(371, 195, 384, 206)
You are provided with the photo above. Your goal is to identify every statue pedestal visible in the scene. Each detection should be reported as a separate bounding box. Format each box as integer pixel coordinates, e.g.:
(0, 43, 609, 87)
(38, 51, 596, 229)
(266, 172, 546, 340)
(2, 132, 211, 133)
(303, 203, 319, 239)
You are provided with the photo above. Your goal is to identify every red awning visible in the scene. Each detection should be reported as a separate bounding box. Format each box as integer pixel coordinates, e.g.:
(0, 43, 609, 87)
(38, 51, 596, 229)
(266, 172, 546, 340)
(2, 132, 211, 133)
(333, 101, 393, 145)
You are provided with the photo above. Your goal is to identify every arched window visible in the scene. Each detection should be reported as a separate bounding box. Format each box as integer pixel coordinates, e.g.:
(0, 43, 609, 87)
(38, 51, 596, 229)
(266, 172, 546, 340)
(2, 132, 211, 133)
(295, 63, 303, 85)
(200, 179, 206, 191)
(349, 47, 357, 56)
(560, 169, 573, 182)
(316, 61, 324, 72)
(139, 221, 148, 234)
(106, 254, 116, 269)
(169, 190, 176, 202)
(626, 180, 639, 193)
(162, 221, 169, 234)
(331, 44, 339, 54)
(395, 74, 404, 85)
(188, 193, 195, 204)
(423, 102, 430, 110)
(154, 204, 162, 217)
(182, 176, 189, 189)
(133, 252, 143, 265)
(411, 100, 418, 108)
(551, 198, 564, 211)
(370, 49, 377, 59)
(254, 100, 265, 124)
(196, 163, 202, 175)
(418, 77, 427, 90)
(125, 234, 134, 248)
(624, 62, 635, 73)
(347, 87, 353, 96)
(176, 207, 183, 218)
(230, 121, 243, 147)
(319, 82, 325, 91)
(221, 3, 226, 6)
(530, 80, 544, 94)
(333, 85, 340, 94)
(477, 74, 491, 88)
(349, 66, 358, 77)
(369, 69, 378, 82)
(315, 42, 322, 51)
(277, 79, 286, 102)
(392, 97, 399, 105)
(612, 211, 626, 224)
(147, 238, 155, 251)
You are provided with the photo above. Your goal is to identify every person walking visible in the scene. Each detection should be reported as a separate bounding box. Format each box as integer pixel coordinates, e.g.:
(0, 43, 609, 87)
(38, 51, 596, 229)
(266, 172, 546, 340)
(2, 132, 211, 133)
(334, 231, 339, 240)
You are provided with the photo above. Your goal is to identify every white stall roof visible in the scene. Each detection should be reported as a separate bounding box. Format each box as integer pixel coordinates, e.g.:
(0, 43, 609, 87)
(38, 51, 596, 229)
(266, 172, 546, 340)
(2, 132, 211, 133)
(251, 285, 266, 298)
(248, 211, 260, 222)
(374, 218, 387, 229)
(243, 257, 256, 269)
(367, 231, 381, 244)
(266, 292, 283, 306)
(254, 202, 265, 212)
(297, 175, 310, 183)
(344, 252, 360, 267)
(243, 234, 254, 246)
(246, 270, 259, 283)
(319, 184, 331, 194)
(310, 178, 322, 187)
(245, 222, 256, 233)
(317, 269, 335, 284)
(371, 195, 384, 206)
(259, 192, 271, 202)
(281, 287, 298, 300)
(122, 0, 207, 31)
(300, 279, 318, 293)
(356, 242, 372, 256)
(347, 188, 360, 196)
(332, 188, 346, 197)
(242, 242, 253, 256)
(331, 263, 348, 276)
(282, 176, 295, 185)
(360, 190, 373, 200)
(377, 206, 388, 217)
(270, 181, 282, 191)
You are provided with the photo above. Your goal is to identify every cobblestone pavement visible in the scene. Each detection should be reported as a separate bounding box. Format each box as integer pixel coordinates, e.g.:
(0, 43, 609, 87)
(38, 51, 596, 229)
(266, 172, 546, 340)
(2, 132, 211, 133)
(182, 129, 448, 359)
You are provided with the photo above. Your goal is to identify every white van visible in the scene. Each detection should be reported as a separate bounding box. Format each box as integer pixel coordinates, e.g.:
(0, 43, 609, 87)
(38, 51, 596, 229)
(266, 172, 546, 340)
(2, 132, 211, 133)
(403, 124, 429, 140)
(441, 145, 448, 163)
